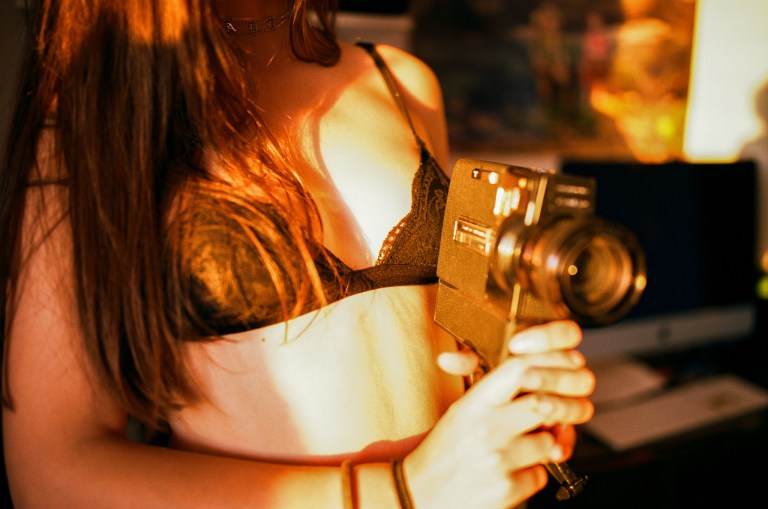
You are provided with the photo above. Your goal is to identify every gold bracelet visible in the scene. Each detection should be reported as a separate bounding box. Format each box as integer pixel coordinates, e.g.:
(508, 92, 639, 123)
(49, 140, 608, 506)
(391, 459, 415, 509)
(341, 459, 357, 509)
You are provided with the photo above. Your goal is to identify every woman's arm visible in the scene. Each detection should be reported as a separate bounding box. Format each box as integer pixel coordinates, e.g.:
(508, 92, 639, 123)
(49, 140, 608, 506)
(2, 170, 396, 509)
(3, 190, 593, 509)
(5, 122, 593, 509)
(3, 171, 594, 509)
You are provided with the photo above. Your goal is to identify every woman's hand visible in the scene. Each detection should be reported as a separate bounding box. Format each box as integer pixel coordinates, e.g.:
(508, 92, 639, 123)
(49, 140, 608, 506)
(409, 320, 595, 509)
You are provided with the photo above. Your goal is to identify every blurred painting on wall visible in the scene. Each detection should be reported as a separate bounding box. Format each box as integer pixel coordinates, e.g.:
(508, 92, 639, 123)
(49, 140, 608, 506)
(411, 0, 697, 162)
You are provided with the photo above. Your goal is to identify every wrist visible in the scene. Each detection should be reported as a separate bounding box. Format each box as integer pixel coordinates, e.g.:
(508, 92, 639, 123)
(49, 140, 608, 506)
(345, 460, 418, 509)
(391, 459, 415, 509)
(346, 462, 399, 509)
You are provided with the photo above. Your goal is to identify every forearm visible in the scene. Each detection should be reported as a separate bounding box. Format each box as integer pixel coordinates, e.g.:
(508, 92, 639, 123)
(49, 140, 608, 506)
(7, 435, 402, 509)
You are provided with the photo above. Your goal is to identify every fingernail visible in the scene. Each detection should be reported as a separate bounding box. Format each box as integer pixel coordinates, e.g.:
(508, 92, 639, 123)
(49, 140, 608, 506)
(509, 332, 537, 354)
(550, 444, 564, 462)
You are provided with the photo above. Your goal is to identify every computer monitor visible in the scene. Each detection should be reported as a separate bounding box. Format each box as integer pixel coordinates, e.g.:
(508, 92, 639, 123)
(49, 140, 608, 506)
(560, 160, 758, 361)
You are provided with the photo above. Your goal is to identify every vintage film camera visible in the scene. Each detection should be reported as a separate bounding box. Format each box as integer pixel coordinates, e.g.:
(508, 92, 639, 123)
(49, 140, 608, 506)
(434, 158, 646, 499)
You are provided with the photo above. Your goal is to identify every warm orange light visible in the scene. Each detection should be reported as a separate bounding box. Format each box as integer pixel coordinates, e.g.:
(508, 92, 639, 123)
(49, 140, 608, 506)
(124, 0, 190, 44)
(591, 87, 686, 162)
(588, 0, 693, 162)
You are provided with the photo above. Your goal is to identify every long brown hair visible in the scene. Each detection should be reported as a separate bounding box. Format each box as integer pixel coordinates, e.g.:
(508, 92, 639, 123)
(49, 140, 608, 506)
(0, 0, 340, 431)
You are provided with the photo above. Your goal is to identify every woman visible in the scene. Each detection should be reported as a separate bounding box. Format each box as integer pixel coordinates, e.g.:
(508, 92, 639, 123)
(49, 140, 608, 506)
(0, 1, 595, 507)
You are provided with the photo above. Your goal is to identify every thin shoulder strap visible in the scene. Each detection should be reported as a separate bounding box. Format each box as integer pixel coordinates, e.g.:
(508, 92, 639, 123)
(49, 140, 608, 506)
(356, 42, 423, 146)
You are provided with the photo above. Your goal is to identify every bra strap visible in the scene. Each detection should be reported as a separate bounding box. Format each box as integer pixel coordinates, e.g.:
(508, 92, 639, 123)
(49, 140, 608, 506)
(356, 42, 424, 148)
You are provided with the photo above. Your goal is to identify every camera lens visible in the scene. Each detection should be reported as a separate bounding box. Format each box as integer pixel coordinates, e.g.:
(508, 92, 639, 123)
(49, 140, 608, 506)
(498, 217, 646, 325)
(546, 218, 645, 324)
(559, 228, 642, 322)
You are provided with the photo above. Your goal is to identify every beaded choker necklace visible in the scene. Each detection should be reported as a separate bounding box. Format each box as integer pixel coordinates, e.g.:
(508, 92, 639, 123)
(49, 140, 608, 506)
(223, 10, 291, 35)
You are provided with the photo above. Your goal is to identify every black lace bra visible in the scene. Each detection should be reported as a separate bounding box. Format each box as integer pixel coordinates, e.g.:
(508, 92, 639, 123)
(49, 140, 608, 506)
(182, 43, 449, 335)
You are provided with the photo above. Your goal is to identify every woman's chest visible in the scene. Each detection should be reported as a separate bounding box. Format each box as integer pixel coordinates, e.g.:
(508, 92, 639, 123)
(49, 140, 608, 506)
(263, 72, 426, 269)
(169, 286, 464, 463)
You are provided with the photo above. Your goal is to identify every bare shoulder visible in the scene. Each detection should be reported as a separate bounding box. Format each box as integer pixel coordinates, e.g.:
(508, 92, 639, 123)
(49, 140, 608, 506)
(367, 44, 444, 111)
(340, 41, 450, 169)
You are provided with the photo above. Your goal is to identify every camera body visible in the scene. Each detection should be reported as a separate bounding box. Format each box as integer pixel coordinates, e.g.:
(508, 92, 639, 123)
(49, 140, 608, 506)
(434, 159, 646, 369)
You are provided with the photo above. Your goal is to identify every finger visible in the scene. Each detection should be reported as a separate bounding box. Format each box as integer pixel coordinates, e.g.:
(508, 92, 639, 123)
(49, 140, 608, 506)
(464, 355, 593, 410)
(505, 465, 549, 508)
(483, 393, 591, 443)
(464, 357, 529, 408)
(471, 465, 549, 509)
(550, 424, 577, 461)
(494, 431, 560, 475)
(516, 393, 595, 427)
(519, 366, 596, 397)
(436, 349, 479, 376)
(508, 320, 582, 355)
(512, 349, 587, 371)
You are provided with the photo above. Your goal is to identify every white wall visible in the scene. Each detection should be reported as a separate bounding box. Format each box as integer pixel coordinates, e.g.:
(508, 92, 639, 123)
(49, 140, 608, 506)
(684, 0, 768, 161)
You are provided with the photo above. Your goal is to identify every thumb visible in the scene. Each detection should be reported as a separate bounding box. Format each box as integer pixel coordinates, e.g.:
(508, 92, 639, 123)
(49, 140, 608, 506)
(436, 348, 480, 376)
(463, 358, 528, 409)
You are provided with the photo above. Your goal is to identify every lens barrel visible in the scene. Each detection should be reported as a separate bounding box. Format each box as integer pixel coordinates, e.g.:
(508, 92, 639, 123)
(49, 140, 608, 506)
(494, 217, 646, 325)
